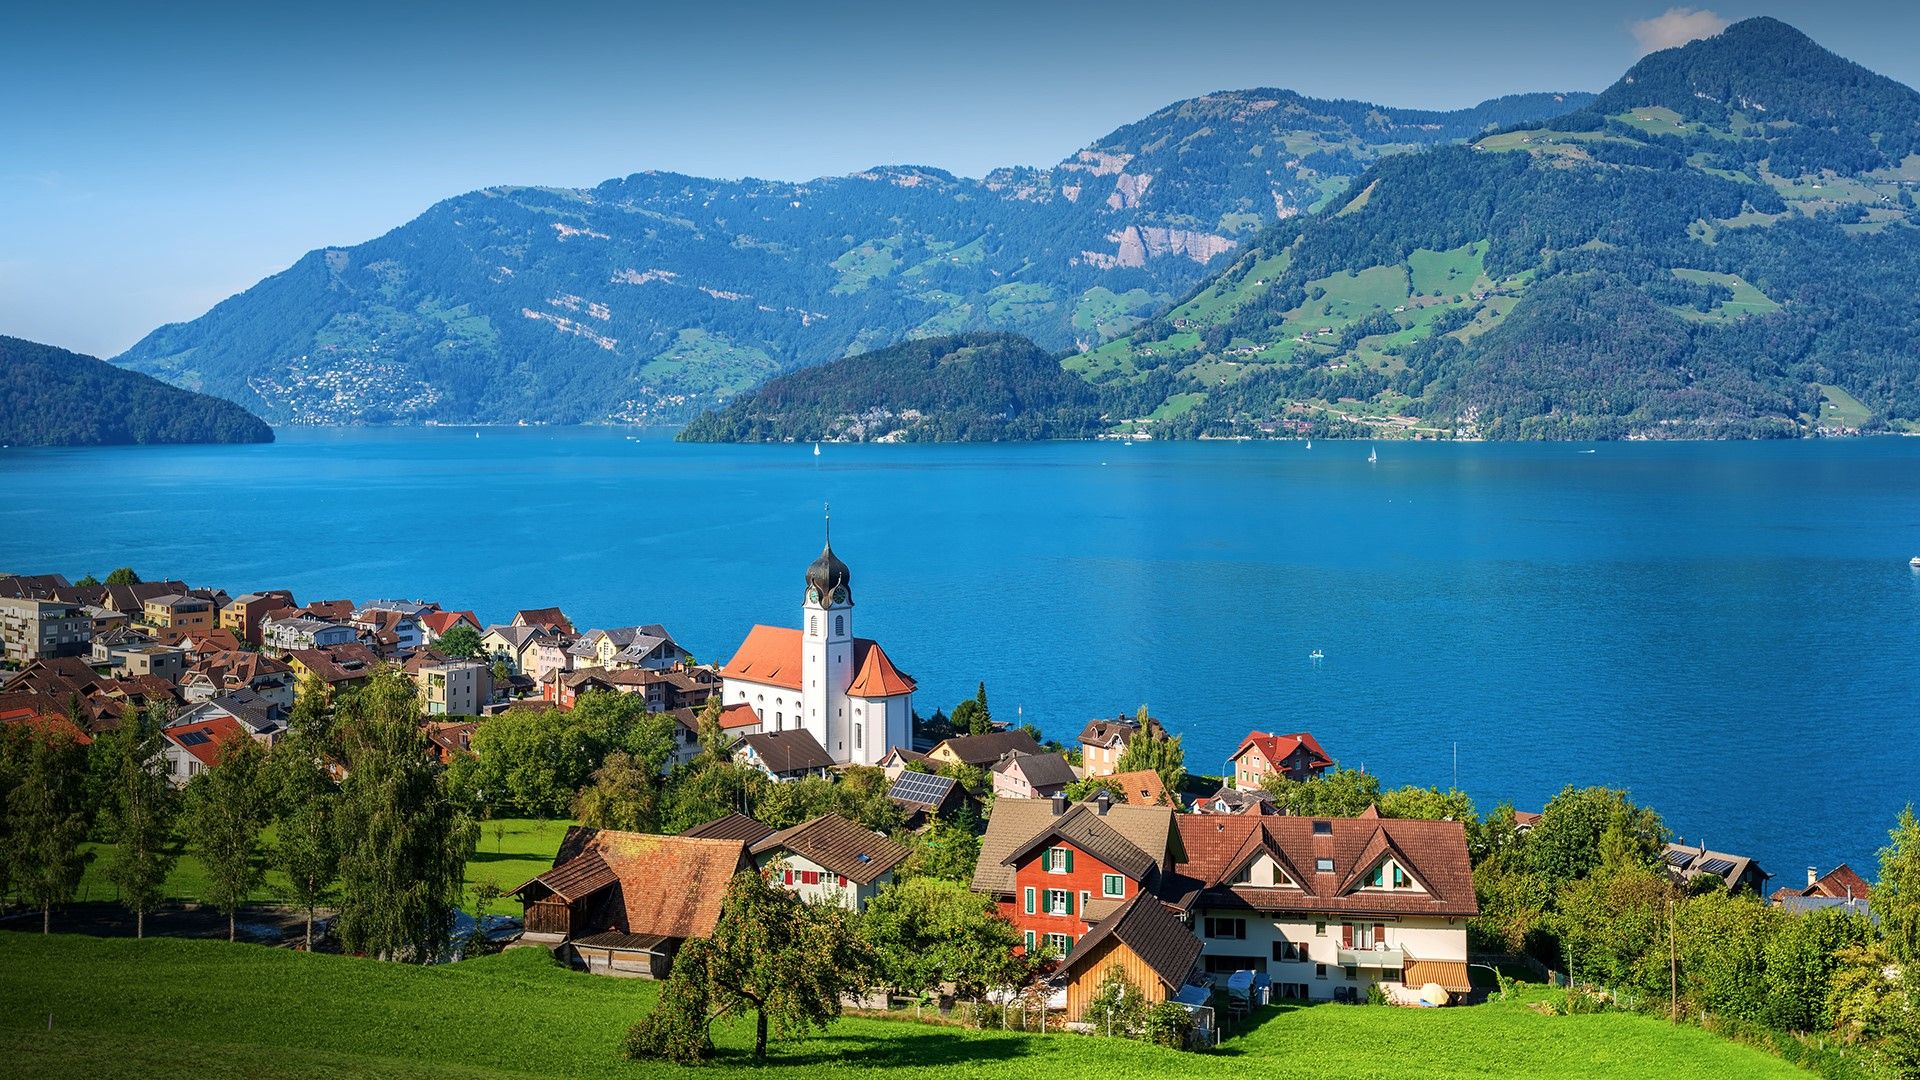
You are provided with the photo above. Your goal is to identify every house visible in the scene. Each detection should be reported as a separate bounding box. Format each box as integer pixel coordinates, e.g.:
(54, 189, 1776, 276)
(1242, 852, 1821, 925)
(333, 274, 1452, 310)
(749, 813, 909, 912)
(1227, 731, 1332, 790)
(0, 597, 92, 663)
(480, 624, 547, 674)
(1106, 769, 1169, 807)
(1054, 893, 1206, 1023)
(415, 657, 490, 716)
(529, 634, 579, 682)
(178, 627, 243, 655)
(513, 827, 750, 978)
(109, 643, 189, 683)
(423, 720, 477, 765)
(0, 573, 73, 600)
(928, 729, 1044, 770)
(1511, 811, 1541, 833)
(734, 729, 835, 782)
(877, 745, 935, 780)
(513, 607, 576, 635)
(262, 614, 357, 654)
(80, 604, 128, 638)
(1665, 842, 1770, 896)
(887, 769, 968, 827)
(993, 751, 1078, 801)
(289, 599, 355, 622)
(1775, 864, 1871, 903)
(718, 538, 915, 767)
(351, 607, 423, 656)
(972, 793, 1184, 959)
(1192, 786, 1276, 816)
(70, 579, 191, 617)
(219, 591, 295, 646)
(0, 703, 93, 746)
(419, 609, 481, 646)
(1173, 807, 1478, 1003)
(160, 714, 251, 787)
(285, 643, 384, 691)
(181, 650, 295, 708)
(681, 812, 776, 847)
(171, 690, 287, 744)
(578, 625, 692, 671)
(139, 593, 216, 633)
(1077, 715, 1141, 778)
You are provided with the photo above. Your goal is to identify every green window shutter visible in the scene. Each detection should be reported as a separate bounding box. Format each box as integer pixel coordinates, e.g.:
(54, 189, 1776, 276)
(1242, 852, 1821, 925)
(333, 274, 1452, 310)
(1064, 848, 1075, 873)
(1066, 890, 1075, 916)
(1025, 930, 1035, 951)
(1024, 887, 1035, 914)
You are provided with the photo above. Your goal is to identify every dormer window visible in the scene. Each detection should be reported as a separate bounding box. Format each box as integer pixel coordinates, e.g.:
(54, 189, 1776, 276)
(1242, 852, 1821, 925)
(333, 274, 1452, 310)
(1366, 864, 1384, 888)
(1312, 820, 1332, 836)
(1315, 857, 1334, 873)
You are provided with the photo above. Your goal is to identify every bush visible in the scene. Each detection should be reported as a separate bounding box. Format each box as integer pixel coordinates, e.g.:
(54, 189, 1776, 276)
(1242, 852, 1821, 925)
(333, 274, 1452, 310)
(1142, 1001, 1196, 1050)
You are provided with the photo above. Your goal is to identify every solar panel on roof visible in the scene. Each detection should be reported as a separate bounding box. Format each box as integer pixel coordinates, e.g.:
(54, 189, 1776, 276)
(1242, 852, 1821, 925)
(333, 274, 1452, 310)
(1698, 858, 1737, 877)
(888, 771, 954, 806)
(1664, 849, 1693, 867)
(179, 731, 210, 745)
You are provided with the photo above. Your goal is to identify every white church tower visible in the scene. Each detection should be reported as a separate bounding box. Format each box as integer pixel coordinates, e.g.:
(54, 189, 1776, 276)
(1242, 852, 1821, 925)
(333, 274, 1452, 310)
(801, 521, 856, 758)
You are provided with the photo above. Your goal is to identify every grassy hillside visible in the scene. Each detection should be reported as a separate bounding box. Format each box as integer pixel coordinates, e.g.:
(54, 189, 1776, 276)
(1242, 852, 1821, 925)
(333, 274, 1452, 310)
(0, 934, 1804, 1079)
(0, 335, 272, 447)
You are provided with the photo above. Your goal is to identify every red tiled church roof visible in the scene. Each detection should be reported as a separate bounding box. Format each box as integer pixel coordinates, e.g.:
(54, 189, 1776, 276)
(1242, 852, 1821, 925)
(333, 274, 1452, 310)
(721, 625, 914, 697)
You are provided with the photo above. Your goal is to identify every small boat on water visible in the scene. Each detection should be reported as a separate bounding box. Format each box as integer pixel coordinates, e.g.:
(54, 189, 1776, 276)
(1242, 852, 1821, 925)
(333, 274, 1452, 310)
(1910, 556, 1920, 568)
(813, 442, 821, 456)
(1306, 438, 1312, 450)
(1309, 649, 1325, 661)
(1368, 445, 1378, 464)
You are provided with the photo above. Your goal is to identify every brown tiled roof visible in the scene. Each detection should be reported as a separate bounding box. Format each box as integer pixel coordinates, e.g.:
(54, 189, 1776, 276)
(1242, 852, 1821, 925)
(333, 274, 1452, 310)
(935, 730, 1044, 766)
(420, 610, 479, 635)
(1172, 814, 1478, 918)
(1805, 864, 1871, 900)
(736, 730, 834, 775)
(995, 751, 1077, 789)
(513, 607, 575, 634)
(517, 831, 750, 943)
(1076, 716, 1140, 749)
(1056, 893, 1203, 992)
(751, 813, 908, 885)
(522, 851, 619, 901)
(718, 702, 761, 730)
(683, 812, 776, 847)
(287, 643, 383, 684)
(720, 625, 804, 690)
(1108, 770, 1168, 807)
(1002, 804, 1156, 880)
(973, 799, 1180, 896)
(846, 640, 916, 697)
(1229, 730, 1332, 769)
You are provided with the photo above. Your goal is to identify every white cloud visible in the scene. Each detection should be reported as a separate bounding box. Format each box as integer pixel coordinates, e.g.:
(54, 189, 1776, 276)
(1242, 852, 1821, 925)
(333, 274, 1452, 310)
(1630, 8, 1729, 54)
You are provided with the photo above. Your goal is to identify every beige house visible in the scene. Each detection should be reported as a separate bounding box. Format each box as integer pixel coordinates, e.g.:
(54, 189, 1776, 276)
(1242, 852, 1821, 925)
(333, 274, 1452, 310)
(0, 597, 92, 663)
(1077, 715, 1141, 777)
(416, 657, 490, 716)
(140, 593, 215, 632)
(480, 625, 546, 674)
(110, 643, 189, 683)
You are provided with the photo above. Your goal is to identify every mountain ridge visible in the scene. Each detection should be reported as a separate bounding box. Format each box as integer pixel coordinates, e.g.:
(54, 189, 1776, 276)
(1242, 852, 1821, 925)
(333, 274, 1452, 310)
(0, 335, 273, 447)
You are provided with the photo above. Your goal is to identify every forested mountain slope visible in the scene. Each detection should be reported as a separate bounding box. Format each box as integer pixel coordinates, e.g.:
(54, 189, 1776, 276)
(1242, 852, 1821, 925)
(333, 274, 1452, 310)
(0, 336, 272, 446)
(111, 88, 1586, 426)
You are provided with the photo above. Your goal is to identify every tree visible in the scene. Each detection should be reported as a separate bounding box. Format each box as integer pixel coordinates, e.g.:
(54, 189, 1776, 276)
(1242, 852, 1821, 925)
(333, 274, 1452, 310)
(5, 727, 90, 933)
(455, 690, 674, 817)
(1260, 767, 1380, 817)
(1379, 785, 1478, 827)
(270, 731, 340, 950)
(896, 816, 982, 883)
(1673, 889, 1776, 1024)
(185, 735, 268, 942)
(1063, 775, 1129, 804)
(1553, 864, 1674, 994)
(935, 760, 993, 799)
(663, 758, 770, 834)
(949, 682, 993, 736)
(1827, 941, 1909, 1044)
(435, 624, 483, 660)
(1113, 707, 1185, 798)
(573, 751, 663, 833)
(287, 673, 335, 747)
(104, 567, 141, 585)
(73, 574, 100, 588)
(1526, 786, 1666, 895)
(1877, 804, 1920, 964)
(99, 703, 178, 938)
(863, 877, 1025, 1003)
(1763, 906, 1873, 1032)
(333, 668, 474, 962)
(627, 869, 873, 1062)
(1084, 965, 1148, 1038)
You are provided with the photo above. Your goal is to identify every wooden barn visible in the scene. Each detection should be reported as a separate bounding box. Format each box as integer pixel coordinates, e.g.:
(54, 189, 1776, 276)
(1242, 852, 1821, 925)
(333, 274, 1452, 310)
(1054, 893, 1204, 1022)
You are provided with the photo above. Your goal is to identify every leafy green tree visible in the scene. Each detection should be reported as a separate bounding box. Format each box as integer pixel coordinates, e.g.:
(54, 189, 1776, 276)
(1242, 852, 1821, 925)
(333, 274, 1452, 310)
(949, 682, 993, 736)
(435, 624, 483, 660)
(333, 668, 474, 962)
(185, 734, 269, 941)
(1827, 941, 1909, 1044)
(1378, 785, 1477, 826)
(627, 869, 873, 1062)
(935, 760, 993, 799)
(663, 758, 770, 834)
(1877, 805, 1920, 963)
(73, 574, 100, 588)
(1553, 864, 1674, 993)
(1113, 707, 1185, 797)
(99, 704, 178, 938)
(863, 877, 1025, 1002)
(1084, 965, 1148, 1037)
(270, 731, 340, 950)
(5, 727, 91, 933)
(896, 816, 982, 883)
(1526, 786, 1666, 895)
(287, 673, 335, 746)
(1142, 1000, 1195, 1049)
(1260, 767, 1380, 817)
(572, 751, 663, 833)
(455, 691, 673, 817)
(753, 767, 903, 834)
(104, 567, 140, 586)
(1674, 890, 1776, 1023)
(1064, 775, 1130, 804)
(1469, 857, 1554, 955)
(1763, 906, 1873, 1032)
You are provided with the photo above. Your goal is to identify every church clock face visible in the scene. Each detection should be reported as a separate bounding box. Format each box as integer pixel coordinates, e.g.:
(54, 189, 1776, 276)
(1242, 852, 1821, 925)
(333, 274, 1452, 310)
(807, 586, 821, 604)
(831, 586, 847, 604)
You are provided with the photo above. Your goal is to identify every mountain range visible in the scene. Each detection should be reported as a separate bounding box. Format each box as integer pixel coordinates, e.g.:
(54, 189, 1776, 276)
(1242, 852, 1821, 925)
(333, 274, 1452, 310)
(0, 336, 272, 447)
(110, 88, 1588, 427)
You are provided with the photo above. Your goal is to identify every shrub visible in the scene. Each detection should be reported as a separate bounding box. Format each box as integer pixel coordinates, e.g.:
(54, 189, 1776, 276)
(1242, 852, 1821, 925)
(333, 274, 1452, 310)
(1142, 1001, 1196, 1050)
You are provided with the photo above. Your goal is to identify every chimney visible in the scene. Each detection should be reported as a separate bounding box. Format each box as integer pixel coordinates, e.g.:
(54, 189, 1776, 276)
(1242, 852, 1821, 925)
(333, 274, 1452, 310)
(1808, 866, 1819, 889)
(1095, 789, 1112, 816)
(1050, 793, 1068, 816)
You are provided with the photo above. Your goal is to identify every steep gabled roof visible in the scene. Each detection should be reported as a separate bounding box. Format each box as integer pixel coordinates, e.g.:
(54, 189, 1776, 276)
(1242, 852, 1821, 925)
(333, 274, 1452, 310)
(974, 799, 1180, 896)
(1174, 813, 1477, 918)
(720, 625, 804, 690)
(1002, 804, 1155, 880)
(736, 729, 834, 775)
(420, 610, 479, 635)
(682, 812, 776, 847)
(1807, 864, 1871, 899)
(935, 730, 1044, 766)
(1056, 893, 1202, 992)
(751, 813, 909, 884)
(1108, 769, 1168, 807)
(1229, 730, 1332, 768)
(847, 640, 916, 697)
(994, 751, 1077, 789)
(1077, 715, 1140, 749)
(513, 607, 575, 634)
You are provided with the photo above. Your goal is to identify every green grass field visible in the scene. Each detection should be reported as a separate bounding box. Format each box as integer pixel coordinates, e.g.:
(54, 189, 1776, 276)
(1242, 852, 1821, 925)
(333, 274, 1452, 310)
(1815, 384, 1872, 429)
(0, 934, 1805, 1079)
(1669, 269, 1782, 322)
(75, 818, 572, 906)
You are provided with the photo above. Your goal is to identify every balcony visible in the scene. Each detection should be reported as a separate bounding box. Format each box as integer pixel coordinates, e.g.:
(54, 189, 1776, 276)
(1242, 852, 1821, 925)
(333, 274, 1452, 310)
(1336, 946, 1405, 967)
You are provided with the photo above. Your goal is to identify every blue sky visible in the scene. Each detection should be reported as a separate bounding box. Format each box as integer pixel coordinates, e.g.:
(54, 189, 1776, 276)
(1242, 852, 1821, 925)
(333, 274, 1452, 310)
(4, 2, 1916, 357)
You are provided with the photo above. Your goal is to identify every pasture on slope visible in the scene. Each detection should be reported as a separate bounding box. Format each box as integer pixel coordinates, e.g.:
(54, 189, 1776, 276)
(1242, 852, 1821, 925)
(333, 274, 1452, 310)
(0, 935, 1804, 1079)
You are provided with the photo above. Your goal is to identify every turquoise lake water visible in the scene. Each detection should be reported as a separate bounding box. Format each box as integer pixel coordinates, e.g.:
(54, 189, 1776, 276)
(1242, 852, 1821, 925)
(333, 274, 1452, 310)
(3, 428, 1917, 879)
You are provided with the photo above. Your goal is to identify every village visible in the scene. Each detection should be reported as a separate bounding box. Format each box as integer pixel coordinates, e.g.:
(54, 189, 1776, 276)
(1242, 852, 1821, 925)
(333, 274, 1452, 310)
(0, 542, 1901, 1061)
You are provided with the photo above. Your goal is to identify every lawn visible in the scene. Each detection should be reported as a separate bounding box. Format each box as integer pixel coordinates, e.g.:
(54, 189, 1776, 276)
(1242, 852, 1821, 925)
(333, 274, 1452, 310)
(0, 933, 1805, 1079)
(1669, 268, 1782, 322)
(75, 817, 572, 906)
(1814, 384, 1872, 429)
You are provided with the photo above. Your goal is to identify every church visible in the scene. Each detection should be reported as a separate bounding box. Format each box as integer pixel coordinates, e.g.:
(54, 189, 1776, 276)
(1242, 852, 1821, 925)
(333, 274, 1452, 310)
(718, 535, 916, 767)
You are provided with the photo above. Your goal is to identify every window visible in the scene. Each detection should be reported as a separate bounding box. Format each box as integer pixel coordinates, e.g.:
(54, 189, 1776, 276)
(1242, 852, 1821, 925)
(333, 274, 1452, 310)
(1366, 865, 1383, 888)
(1393, 865, 1409, 888)
(782, 869, 793, 885)
(1315, 857, 1335, 873)
(834, 615, 844, 636)
(801, 870, 821, 886)
(1203, 917, 1247, 940)
(1229, 863, 1253, 885)
(1045, 847, 1074, 873)
(1045, 933, 1074, 957)
(1023, 887, 1036, 915)
(1080, 890, 1091, 913)
(1315, 921, 1327, 937)
(1312, 820, 1332, 836)
(854, 724, 862, 749)
(1203, 954, 1266, 975)
(1315, 963, 1327, 979)
(1045, 889, 1073, 916)
(1024, 930, 1035, 951)
(1102, 874, 1125, 897)
(1272, 940, 1300, 962)
(809, 615, 818, 636)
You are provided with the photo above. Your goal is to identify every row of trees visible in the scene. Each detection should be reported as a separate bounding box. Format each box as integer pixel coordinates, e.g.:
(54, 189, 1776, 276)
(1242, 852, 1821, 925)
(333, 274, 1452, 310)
(0, 669, 475, 959)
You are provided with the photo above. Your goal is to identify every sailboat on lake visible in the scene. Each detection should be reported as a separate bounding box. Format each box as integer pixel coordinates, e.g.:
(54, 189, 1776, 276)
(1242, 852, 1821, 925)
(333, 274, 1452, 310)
(1368, 445, 1377, 464)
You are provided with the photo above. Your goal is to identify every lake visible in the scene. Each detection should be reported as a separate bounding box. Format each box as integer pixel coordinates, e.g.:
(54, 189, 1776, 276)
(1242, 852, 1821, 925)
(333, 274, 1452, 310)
(4, 428, 1917, 880)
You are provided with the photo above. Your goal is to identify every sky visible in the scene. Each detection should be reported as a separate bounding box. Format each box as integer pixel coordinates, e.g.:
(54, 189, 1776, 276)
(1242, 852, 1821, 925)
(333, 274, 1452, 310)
(4, 1, 1918, 358)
